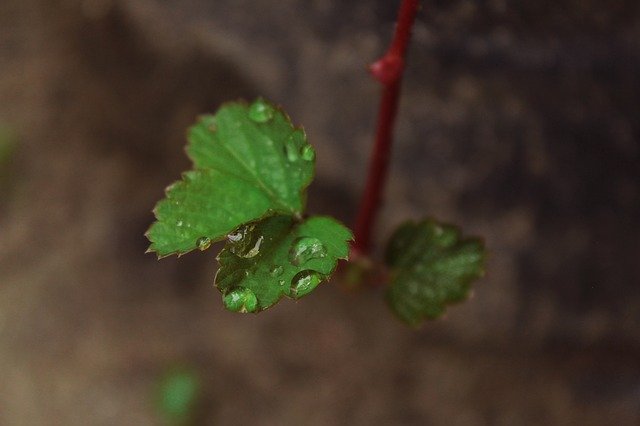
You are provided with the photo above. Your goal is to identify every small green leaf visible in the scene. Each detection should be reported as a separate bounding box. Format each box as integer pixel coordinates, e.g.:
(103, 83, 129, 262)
(147, 99, 315, 257)
(216, 215, 352, 312)
(385, 219, 485, 326)
(156, 367, 201, 425)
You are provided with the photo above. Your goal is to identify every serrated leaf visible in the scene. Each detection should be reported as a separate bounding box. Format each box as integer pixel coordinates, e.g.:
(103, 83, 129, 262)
(385, 219, 485, 326)
(215, 215, 352, 312)
(147, 99, 315, 257)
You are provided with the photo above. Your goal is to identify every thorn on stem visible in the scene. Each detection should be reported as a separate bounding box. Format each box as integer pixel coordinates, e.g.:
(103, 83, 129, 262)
(369, 54, 404, 85)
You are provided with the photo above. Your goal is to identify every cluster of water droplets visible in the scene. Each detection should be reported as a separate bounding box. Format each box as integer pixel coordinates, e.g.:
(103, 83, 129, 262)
(222, 221, 334, 305)
(247, 99, 315, 165)
(284, 132, 315, 164)
(285, 236, 328, 299)
(220, 92, 327, 301)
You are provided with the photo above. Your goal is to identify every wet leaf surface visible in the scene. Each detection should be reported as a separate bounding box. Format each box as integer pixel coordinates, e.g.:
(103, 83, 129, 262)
(216, 215, 352, 311)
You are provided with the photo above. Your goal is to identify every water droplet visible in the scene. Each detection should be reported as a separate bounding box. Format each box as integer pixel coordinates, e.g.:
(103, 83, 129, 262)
(300, 145, 315, 161)
(289, 237, 327, 266)
(223, 287, 258, 313)
(196, 236, 211, 251)
(248, 99, 274, 123)
(284, 139, 299, 162)
(283, 130, 306, 162)
(290, 270, 323, 299)
(270, 265, 284, 277)
(228, 225, 264, 258)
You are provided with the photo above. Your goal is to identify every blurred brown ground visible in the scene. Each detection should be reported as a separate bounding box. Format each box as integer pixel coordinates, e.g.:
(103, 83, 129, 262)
(1, 0, 639, 424)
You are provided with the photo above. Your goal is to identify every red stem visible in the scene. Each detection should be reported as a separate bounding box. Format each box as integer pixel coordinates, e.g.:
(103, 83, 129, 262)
(352, 0, 420, 256)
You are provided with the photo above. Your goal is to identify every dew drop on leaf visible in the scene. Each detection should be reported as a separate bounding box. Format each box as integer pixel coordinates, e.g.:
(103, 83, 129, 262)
(300, 145, 315, 161)
(282, 129, 307, 163)
(248, 99, 274, 123)
(196, 236, 211, 251)
(223, 287, 258, 313)
(289, 236, 327, 266)
(290, 270, 323, 299)
(270, 265, 284, 277)
(284, 138, 299, 162)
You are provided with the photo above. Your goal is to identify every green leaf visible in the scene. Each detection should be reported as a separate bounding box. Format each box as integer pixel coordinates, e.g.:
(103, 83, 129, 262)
(156, 367, 201, 425)
(385, 219, 485, 326)
(215, 215, 352, 312)
(147, 99, 315, 257)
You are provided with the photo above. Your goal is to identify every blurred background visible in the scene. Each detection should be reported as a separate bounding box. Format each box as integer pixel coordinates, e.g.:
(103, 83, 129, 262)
(1, 0, 639, 424)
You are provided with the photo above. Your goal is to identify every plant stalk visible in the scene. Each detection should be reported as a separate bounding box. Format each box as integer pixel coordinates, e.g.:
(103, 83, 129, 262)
(352, 0, 420, 256)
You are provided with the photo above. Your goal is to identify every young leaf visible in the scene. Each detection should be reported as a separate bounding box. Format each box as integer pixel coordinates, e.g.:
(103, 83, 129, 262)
(215, 215, 352, 312)
(385, 219, 485, 326)
(155, 367, 201, 425)
(147, 99, 315, 257)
